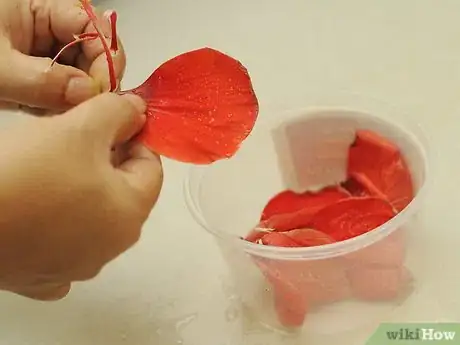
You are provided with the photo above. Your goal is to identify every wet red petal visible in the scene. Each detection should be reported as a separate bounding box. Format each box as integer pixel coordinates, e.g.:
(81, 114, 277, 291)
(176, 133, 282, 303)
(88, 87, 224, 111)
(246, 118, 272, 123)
(259, 228, 335, 248)
(244, 223, 336, 245)
(309, 197, 396, 241)
(347, 130, 414, 211)
(381, 158, 414, 212)
(303, 275, 350, 306)
(244, 229, 265, 243)
(341, 175, 368, 197)
(351, 129, 400, 156)
(128, 47, 259, 164)
(261, 186, 349, 221)
(345, 229, 406, 267)
(260, 232, 302, 247)
(254, 233, 347, 327)
(284, 228, 335, 247)
(347, 265, 413, 301)
(257, 209, 317, 233)
(273, 283, 308, 327)
(253, 187, 350, 234)
(341, 172, 386, 200)
(255, 255, 349, 326)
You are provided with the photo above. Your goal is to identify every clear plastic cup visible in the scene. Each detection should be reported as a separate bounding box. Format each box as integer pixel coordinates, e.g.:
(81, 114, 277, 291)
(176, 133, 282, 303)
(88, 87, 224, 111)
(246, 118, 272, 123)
(184, 93, 430, 335)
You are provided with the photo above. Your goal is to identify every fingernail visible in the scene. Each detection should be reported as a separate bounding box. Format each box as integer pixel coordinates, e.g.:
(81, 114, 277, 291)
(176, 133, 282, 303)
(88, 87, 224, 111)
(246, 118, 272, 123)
(122, 94, 147, 113)
(66, 77, 98, 104)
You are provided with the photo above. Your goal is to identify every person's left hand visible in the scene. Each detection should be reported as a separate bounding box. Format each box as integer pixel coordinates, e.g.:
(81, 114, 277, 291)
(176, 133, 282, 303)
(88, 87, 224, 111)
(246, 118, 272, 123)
(0, 0, 126, 111)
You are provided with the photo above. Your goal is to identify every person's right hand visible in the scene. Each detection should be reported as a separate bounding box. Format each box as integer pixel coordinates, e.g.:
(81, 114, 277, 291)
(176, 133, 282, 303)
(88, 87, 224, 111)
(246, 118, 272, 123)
(0, 93, 162, 301)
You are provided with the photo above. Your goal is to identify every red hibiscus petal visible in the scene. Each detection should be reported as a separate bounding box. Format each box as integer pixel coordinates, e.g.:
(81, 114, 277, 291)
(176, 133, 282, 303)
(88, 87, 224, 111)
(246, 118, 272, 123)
(273, 282, 308, 327)
(256, 258, 309, 328)
(284, 228, 335, 247)
(347, 265, 413, 301)
(244, 229, 266, 243)
(257, 209, 317, 233)
(253, 241, 308, 327)
(250, 187, 350, 235)
(260, 232, 302, 247)
(380, 158, 414, 212)
(128, 47, 259, 164)
(347, 130, 414, 211)
(351, 129, 400, 157)
(341, 172, 386, 200)
(261, 186, 349, 221)
(255, 254, 349, 326)
(253, 230, 348, 326)
(345, 229, 407, 267)
(309, 197, 396, 241)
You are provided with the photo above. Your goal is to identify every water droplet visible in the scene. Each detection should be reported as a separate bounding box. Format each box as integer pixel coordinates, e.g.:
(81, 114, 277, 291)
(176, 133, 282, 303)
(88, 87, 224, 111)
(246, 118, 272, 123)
(225, 305, 240, 322)
(174, 313, 198, 331)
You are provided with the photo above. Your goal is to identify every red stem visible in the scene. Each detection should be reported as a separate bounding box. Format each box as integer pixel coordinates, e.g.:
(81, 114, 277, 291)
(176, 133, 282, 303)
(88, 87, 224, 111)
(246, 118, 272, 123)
(80, 0, 118, 92)
(104, 10, 119, 53)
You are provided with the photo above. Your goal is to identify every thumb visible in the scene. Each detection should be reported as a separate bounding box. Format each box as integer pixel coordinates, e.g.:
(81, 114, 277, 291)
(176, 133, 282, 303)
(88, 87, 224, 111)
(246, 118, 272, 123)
(65, 93, 147, 148)
(0, 49, 99, 110)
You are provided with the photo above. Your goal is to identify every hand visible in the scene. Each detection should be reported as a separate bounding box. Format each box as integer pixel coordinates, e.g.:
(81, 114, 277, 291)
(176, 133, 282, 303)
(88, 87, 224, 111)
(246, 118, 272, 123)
(0, 93, 162, 301)
(0, 0, 126, 110)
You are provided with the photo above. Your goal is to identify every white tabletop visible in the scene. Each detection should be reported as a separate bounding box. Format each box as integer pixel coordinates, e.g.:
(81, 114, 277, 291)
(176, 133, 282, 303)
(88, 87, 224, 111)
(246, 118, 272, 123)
(1, 0, 459, 344)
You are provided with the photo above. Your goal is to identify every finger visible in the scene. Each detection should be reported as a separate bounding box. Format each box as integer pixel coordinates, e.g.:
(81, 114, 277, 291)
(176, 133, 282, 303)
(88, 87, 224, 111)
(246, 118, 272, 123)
(118, 143, 164, 210)
(66, 93, 147, 148)
(0, 100, 19, 110)
(0, 49, 99, 110)
(41, 0, 89, 46)
(18, 105, 57, 116)
(10, 282, 71, 301)
(83, 40, 126, 93)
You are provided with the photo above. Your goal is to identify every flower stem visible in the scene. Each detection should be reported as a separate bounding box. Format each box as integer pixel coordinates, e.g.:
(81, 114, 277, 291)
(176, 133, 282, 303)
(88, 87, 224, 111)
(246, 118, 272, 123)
(104, 10, 119, 53)
(79, 0, 118, 92)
